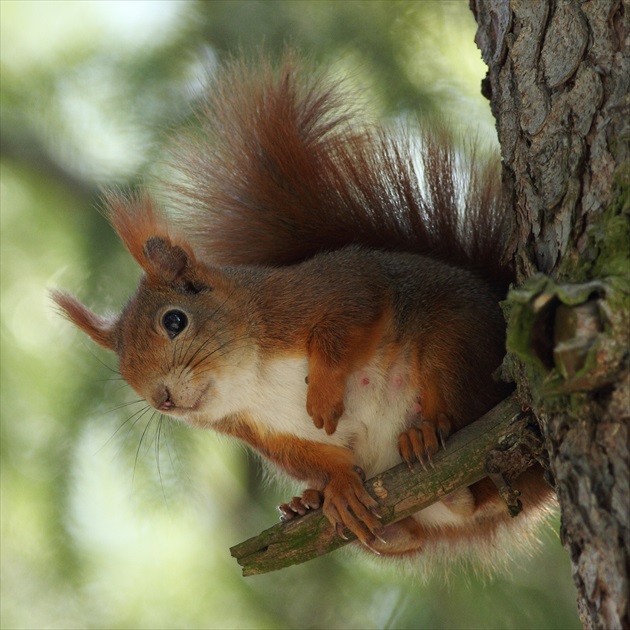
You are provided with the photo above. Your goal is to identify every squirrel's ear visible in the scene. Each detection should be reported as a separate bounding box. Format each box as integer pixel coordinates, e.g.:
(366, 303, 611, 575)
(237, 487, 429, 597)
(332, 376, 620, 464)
(143, 237, 190, 280)
(51, 291, 118, 351)
(104, 190, 168, 268)
(104, 191, 205, 289)
(142, 236, 207, 292)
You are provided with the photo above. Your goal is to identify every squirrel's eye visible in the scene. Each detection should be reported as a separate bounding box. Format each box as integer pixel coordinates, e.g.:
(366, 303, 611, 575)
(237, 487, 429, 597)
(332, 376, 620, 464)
(162, 310, 188, 338)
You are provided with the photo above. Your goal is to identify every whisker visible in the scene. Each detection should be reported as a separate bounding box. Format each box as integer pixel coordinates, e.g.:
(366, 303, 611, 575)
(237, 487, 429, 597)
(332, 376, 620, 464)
(93, 403, 150, 460)
(85, 345, 120, 375)
(109, 382, 135, 395)
(172, 330, 183, 369)
(95, 376, 127, 384)
(179, 284, 241, 370)
(162, 336, 170, 370)
(182, 333, 217, 372)
(177, 326, 197, 367)
(133, 411, 157, 484)
(162, 420, 181, 476)
(155, 415, 169, 507)
(103, 398, 147, 415)
(188, 333, 251, 372)
(111, 404, 153, 454)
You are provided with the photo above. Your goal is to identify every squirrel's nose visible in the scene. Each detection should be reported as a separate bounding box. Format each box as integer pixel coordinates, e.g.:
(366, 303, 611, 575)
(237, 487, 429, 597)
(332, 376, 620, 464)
(157, 387, 176, 411)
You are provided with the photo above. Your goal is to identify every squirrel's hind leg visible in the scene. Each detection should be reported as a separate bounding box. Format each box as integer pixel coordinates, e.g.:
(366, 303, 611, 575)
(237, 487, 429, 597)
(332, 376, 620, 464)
(367, 516, 425, 555)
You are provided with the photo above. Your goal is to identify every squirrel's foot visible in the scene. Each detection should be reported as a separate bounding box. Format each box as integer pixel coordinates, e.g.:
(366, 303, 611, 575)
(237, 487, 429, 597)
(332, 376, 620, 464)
(278, 488, 323, 522)
(306, 386, 345, 435)
(367, 516, 424, 556)
(398, 413, 451, 470)
(323, 468, 384, 553)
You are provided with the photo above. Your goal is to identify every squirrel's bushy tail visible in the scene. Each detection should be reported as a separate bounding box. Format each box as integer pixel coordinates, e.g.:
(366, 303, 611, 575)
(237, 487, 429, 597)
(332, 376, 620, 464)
(168, 54, 512, 291)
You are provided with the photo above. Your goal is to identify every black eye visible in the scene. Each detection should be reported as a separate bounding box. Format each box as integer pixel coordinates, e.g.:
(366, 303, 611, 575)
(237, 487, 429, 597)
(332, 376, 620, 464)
(162, 310, 188, 338)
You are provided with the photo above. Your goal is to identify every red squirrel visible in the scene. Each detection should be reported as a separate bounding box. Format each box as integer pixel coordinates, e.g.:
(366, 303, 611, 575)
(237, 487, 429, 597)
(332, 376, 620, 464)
(53, 56, 554, 560)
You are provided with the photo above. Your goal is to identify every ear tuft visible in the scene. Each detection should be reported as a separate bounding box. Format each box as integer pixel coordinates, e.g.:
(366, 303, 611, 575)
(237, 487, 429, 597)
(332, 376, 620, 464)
(103, 190, 199, 283)
(103, 189, 168, 269)
(51, 290, 117, 351)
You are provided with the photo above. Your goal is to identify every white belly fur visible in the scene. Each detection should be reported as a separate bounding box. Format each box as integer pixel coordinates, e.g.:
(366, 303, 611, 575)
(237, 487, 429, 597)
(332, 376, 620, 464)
(230, 356, 470, 529)
(250, 356, 414, 478)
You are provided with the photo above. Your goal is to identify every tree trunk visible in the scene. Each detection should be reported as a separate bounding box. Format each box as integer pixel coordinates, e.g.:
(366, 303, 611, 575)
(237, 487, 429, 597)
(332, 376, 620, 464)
(471, 1, 629, 629)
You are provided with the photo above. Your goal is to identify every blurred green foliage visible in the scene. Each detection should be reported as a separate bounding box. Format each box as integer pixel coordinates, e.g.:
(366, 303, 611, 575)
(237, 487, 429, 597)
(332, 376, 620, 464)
(1, 1, 580, 628)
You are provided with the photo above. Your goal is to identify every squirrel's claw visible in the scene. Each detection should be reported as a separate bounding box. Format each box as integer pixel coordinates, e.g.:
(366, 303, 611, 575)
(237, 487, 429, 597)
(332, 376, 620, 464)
(398, 414, 451, 470)
(322, 469, 383, 550)
(335, 522, 349, 540)
(278, 488, 323, 522)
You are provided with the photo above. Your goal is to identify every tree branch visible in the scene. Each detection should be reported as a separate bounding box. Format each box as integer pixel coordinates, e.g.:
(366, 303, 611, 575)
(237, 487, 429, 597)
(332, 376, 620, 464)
(230, 394, 545, 576)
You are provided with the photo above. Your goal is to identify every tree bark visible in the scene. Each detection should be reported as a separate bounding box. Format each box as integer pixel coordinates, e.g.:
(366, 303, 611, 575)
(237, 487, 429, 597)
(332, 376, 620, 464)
(471, 1, 629, 628)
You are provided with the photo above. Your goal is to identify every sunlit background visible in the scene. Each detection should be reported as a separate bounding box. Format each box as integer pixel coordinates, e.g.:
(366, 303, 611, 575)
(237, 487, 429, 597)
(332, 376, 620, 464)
(1, 2, 581, 629)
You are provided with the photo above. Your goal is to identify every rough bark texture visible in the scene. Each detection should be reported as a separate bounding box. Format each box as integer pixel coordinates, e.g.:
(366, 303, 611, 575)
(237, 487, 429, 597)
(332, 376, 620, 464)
(472, 1, 629, 629)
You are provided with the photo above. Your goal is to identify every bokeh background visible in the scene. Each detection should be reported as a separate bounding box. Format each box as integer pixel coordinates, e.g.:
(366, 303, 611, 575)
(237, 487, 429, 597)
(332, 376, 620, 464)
(1, 2, 581, 629)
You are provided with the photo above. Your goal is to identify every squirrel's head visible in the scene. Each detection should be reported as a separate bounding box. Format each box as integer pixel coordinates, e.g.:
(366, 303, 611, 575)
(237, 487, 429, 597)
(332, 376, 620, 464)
(53, 192, 253, 426)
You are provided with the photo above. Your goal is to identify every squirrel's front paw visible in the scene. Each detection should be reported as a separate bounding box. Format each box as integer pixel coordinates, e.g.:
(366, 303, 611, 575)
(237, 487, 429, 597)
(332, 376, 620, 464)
(278, 489, 323, 521)
(323, 468, 384, 553)
(398, 413, 451, 470)
(306, 385, 345, 435)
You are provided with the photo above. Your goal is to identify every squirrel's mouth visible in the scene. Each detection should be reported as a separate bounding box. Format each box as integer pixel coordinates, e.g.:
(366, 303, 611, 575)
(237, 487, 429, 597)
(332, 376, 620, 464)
(152, 384, 210, 417)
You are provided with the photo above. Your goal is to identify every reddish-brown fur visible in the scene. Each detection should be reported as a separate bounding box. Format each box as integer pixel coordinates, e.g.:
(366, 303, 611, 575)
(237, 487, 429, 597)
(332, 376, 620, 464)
(54, 54, 555, 562)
